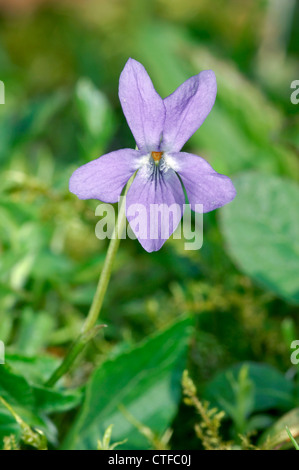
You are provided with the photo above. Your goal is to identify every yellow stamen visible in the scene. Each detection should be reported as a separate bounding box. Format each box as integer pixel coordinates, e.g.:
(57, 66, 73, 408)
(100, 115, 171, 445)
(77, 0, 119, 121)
(151, 151, 163, 162)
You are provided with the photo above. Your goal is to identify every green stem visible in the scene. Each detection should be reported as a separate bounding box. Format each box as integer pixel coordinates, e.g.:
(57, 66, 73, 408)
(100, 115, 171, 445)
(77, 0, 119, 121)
(46, 176, 134, 387)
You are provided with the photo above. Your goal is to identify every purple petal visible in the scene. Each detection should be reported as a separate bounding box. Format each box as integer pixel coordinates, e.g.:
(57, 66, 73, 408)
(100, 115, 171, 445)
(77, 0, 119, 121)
(119, 58, 165, 152)
(126, 164, 185, 252)
(167, 152, 236, 212)
(161, 71, 217, 152)
(69, 149, 141, 203)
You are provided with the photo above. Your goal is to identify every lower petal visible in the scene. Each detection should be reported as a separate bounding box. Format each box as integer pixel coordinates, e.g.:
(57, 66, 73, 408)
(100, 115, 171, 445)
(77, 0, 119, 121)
(69, 149, 142, 203)
(126, 164, 185, 252)
(167, 152, 236, 213)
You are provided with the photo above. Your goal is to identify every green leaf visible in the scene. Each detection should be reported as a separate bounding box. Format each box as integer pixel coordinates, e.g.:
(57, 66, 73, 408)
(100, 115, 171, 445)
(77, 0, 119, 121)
(63, 316, 193, 450)
(0, 361, 82, 448)
(5, 353, 61, 385)
(0, 365, 34, 411)
(4, 354, 82, 413)
(33, 386, 82, 414)
(12, 91, 68, 146)
(204, 362, 295, 415)
(15, 308, 56, 356)
(220, 172, 299, 304)
(0, 365, 42, 448)
(75, 78, 115, 159)
(0, 409, 20, 446)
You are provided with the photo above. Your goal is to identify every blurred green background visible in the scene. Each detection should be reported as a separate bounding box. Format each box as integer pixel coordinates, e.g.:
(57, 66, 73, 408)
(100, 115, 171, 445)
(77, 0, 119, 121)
(0, 0, 298, 450)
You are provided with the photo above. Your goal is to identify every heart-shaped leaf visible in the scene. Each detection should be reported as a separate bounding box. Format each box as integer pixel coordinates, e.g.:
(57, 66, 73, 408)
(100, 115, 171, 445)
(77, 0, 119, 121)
(220, 172, 299, 304)
(63, 317, 193, 450)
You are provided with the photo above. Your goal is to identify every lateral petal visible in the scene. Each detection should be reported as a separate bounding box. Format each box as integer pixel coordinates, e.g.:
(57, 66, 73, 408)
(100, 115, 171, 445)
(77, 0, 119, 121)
(167, 152, 236, 212)
(69, 149, 142, 203)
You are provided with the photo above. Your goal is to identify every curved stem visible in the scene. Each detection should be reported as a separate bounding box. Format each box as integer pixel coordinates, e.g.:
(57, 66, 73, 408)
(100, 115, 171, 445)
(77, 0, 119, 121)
(46, 176, 134, 387)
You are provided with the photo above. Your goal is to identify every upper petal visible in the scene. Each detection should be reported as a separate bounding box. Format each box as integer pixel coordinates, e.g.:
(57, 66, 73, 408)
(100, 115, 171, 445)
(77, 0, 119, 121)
(119, 58, 165, 152)
(166, 152, 236, 213)
(69, 149, 142, 203)
(161, 70, 217, 152)
(126, 163, 185, 252)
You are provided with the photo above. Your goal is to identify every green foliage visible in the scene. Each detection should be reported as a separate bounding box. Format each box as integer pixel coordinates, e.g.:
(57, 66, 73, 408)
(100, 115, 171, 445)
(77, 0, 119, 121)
(205, 362, 296, 415)
(0, 0, 298, 451)
(63, 317, 193, 450)
(0, 362, 82, 448)
(220, 173, 299, 304)
(75, 78, 116, 161)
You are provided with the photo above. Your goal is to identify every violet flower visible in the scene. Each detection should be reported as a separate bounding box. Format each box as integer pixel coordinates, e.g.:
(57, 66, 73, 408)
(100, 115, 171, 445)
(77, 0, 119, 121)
(70, 59, 236, 252)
